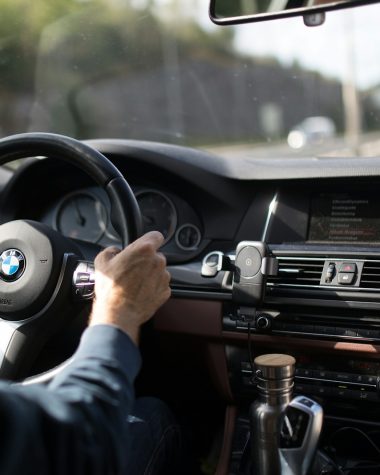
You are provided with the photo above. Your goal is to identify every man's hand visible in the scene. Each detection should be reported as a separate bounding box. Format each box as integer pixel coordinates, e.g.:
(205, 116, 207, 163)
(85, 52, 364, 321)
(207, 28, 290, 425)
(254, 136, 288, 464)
(89, 231, 171, 344)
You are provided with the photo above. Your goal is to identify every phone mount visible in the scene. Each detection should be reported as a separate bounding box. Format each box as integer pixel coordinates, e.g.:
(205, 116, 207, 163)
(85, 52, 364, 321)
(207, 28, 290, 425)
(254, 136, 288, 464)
(233, 241, 278, 306)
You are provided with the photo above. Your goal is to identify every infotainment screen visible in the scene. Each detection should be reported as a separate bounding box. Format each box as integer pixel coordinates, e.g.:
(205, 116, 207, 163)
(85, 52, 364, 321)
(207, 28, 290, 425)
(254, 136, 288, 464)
(308, 193, 380, 243)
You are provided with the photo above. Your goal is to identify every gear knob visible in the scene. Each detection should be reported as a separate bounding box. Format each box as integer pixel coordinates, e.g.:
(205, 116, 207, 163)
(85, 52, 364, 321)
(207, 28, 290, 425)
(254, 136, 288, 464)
(279, 396, 323, 475)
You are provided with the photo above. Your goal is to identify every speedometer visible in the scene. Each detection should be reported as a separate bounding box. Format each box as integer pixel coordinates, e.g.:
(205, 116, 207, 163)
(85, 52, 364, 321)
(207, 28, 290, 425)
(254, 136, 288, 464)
(136, 190, 177, 244)
(55, 191, 108, 243)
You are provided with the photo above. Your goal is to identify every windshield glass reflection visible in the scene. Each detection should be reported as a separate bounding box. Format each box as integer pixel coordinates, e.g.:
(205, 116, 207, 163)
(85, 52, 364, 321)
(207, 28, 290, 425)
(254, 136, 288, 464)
(1, 0, 380, 158)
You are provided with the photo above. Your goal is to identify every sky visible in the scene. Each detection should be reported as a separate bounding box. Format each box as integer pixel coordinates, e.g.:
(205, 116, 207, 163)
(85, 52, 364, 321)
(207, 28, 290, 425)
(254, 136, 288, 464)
(181, 0, 380, 90)
(231, 3, 380, 90)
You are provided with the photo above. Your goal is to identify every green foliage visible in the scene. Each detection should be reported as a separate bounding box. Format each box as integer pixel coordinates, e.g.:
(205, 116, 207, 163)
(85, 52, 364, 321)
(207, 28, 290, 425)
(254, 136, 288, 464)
(0, 0, 233, 93)
(0, 0, 81, 91)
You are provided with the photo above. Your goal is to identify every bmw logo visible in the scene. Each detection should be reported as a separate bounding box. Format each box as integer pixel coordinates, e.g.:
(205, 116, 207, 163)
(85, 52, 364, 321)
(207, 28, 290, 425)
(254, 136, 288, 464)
(0, 249, 26, 282)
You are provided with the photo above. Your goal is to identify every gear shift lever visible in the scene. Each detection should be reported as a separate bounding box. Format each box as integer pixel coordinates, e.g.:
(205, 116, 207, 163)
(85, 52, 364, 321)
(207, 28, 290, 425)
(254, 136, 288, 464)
(250, 354, 323, 475)
(279, 396, 323, 475)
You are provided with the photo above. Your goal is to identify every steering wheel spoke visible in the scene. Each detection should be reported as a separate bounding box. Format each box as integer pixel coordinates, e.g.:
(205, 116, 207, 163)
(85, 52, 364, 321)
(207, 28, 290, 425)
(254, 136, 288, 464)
(0, 319, 24, 373)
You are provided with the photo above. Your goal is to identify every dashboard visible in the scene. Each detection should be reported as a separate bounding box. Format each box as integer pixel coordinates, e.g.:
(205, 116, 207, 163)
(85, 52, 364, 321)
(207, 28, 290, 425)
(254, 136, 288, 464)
(3, 139, 380, 420)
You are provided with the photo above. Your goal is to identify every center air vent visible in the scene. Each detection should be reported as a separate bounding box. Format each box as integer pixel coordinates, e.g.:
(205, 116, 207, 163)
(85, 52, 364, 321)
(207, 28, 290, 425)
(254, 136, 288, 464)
(268, 257, 324, 287)
(361, 261, 380, 290)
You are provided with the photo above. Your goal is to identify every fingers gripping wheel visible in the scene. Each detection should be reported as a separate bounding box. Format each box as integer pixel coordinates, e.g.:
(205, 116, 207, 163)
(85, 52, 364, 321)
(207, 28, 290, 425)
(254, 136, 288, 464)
(0, 133, 143, 380)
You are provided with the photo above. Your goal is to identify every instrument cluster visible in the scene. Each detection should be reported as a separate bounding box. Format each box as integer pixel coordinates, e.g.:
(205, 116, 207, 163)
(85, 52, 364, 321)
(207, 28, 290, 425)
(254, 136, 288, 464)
(44, 186, 203, 252)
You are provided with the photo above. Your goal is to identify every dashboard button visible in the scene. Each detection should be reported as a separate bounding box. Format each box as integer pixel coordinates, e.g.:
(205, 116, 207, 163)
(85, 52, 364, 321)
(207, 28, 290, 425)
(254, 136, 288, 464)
(313, 326, 324, 335)
(303, 384, 318, 394)
(357, 329, 375, 339)
(336, 387, 349, 398)
(315, 386, 330, 397)
(338, 272, 355, 285)
(315, 370, 328, 379)
(327, 371, 340, 381)
(343, 329, 358, 337)
(339, 263, 357, 273)
(357, 391, 375, 401)
(353, 374, 365, 383)
(303, 369, 314, 378)
(335, 372, 352, 382)
(296, 368, 313, 378)
(362, 375, 377, 385)
(325, 263, 336, 283)
(294, 384, 306, 393)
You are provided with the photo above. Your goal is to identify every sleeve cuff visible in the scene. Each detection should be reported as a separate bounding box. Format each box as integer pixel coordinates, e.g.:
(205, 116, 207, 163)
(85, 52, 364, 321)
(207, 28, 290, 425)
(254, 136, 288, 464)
(75, 324, 142, 381)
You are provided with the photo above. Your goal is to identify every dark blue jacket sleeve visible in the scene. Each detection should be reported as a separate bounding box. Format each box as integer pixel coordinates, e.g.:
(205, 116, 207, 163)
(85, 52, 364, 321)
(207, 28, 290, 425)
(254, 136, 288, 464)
(0, 324, 141, 475)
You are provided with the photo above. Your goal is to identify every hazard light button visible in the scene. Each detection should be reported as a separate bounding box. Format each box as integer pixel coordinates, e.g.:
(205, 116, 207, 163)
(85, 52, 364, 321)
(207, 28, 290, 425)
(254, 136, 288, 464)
(339, 262, 356, 273)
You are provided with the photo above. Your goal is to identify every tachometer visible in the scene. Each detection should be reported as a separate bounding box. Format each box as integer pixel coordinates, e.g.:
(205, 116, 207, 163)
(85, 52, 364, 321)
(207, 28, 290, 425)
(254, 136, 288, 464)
(136, 190, 177, 244)
(55, 191, 108, 243)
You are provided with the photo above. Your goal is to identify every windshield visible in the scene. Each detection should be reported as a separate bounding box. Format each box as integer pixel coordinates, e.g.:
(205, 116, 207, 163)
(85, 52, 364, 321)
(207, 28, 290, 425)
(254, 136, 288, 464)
(1, 0, 380, 158)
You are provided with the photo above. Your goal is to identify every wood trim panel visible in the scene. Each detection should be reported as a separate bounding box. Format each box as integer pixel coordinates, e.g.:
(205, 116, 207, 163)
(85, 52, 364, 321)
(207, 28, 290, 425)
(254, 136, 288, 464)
(223, 331, 380, 358)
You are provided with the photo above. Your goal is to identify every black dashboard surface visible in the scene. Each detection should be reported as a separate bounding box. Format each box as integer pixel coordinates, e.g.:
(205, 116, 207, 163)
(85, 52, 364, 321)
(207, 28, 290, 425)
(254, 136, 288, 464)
(2, 139, 380, 293)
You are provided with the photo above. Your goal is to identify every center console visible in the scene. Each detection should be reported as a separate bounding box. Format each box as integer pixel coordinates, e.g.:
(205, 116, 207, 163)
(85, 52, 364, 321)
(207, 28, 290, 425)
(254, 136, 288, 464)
(217, 184, 380, 473)
(221, 184, 380, 406)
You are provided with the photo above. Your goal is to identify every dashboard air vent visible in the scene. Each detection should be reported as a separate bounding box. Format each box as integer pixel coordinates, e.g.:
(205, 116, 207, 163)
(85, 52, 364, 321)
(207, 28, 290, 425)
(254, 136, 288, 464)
(268, 257, 324, 287)
(361, 261, 380, 290)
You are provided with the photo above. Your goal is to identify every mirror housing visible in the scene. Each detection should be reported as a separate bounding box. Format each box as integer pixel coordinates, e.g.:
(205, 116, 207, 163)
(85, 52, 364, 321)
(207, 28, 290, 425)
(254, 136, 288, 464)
(209, 0, 380, 25)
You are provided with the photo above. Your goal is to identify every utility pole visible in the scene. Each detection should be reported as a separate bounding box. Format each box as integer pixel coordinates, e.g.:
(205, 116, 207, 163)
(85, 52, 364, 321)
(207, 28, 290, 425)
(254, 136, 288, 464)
(342, 11, 361, 155)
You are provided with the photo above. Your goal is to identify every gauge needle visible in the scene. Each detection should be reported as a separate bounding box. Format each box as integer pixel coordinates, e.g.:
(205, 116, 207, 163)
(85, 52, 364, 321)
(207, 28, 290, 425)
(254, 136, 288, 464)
(143, 215, 155, 225)
(74, 199, 86, 227)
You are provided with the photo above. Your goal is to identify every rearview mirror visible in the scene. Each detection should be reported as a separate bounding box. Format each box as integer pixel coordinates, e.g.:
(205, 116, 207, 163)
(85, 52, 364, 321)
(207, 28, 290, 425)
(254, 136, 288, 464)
(209, 0, 379, 25)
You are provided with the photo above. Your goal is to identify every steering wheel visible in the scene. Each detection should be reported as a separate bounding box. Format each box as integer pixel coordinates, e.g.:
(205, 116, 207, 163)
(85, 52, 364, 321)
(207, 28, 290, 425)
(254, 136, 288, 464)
(0, 133, 143, 381)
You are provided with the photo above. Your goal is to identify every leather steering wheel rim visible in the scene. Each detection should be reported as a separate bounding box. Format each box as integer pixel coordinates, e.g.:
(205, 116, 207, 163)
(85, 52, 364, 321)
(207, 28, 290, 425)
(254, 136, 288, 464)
(0, 132, 143, 246)
(0, 132, 143, 384)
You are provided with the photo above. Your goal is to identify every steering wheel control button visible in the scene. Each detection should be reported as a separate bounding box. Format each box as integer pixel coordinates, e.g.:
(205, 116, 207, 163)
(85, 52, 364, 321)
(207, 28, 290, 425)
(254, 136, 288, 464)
(0, 250, 26, 282)
(77, 272, 90, 283)
(73, 261, 95, 300)
(338, 272, 355, 285)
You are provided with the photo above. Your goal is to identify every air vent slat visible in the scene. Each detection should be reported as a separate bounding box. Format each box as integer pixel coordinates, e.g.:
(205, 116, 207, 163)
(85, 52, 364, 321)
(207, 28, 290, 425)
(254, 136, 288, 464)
(267, 257, 323, 288)
(267, 255, 380, 295)
(361, 262, 380, 289)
